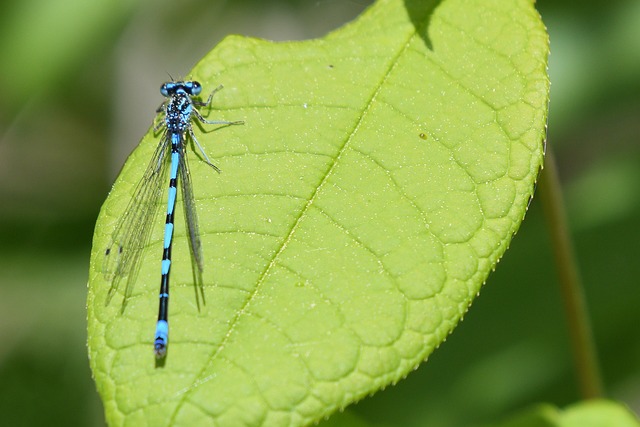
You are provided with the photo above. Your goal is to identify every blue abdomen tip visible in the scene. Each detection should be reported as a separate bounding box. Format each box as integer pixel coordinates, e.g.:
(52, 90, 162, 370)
(154, 320, 169, 358)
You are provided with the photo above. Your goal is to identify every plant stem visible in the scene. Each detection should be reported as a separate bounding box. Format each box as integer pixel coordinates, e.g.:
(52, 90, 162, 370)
(538, 146, 604, 399)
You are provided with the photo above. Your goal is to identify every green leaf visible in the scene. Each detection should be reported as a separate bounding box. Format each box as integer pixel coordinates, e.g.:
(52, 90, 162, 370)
(87, 0, 550, 425)
(484, 400, 640, 427)
(561, 400, 640, 427)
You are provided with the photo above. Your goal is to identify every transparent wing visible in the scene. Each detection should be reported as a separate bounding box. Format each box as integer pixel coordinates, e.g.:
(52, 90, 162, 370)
(179, 140, 204, 270)
(103, 134, 171, 309)
(179, 137, 212, 307)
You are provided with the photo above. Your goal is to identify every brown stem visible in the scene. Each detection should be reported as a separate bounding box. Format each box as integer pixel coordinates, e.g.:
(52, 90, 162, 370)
(538, 146, 604, 399)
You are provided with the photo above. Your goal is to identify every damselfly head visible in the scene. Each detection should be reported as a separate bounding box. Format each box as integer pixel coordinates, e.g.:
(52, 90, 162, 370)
(160, 81, 202, 97)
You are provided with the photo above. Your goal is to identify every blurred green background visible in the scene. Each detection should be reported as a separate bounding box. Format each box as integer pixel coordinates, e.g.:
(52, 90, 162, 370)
(0, 0, 638, 426)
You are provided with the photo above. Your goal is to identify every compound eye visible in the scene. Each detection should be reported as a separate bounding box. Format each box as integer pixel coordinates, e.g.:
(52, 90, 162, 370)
(191, 81, 202, 95)
(160, 83, 170, 96)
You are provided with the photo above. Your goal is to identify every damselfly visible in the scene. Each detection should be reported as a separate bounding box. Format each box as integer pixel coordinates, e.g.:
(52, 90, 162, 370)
(103, 80, 243, 359)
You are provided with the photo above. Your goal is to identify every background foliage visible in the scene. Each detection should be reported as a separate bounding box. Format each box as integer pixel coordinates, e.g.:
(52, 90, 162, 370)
(0, 0, 638, 426)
